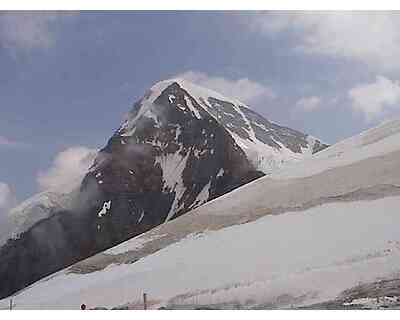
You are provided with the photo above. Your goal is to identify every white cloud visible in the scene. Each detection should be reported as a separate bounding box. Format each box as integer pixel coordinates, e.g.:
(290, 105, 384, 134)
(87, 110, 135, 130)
(0, 182, 17, 241)
(37, 146, 97, 192)
(348, 76, 400, 122)
(296, 96, 321, 112)
(0, 12, 73, 52)
(0, 182, 16, 211)
(177, 71, 275, 104)
(254, 12, 400, 71)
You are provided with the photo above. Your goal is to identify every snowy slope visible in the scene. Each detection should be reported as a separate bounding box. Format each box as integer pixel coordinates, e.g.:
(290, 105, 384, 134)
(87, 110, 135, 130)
(270, 118, 400, 180)
(2, 196, 400, 310)
(2, 118, 399, 309)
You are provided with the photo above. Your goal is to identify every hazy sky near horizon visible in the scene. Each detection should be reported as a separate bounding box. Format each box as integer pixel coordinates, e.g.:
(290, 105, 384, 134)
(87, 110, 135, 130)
(1, 11, 400, 203)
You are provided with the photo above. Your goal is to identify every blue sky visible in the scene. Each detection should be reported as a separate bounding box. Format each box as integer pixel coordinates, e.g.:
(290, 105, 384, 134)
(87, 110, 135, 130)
(1, 11, 400, 204)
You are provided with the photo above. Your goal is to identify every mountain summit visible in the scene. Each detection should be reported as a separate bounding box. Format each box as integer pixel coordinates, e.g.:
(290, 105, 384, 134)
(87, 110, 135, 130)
(0, 79, 328, 299)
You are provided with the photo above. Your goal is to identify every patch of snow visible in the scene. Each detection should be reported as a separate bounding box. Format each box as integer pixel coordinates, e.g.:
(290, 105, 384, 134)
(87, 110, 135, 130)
(137, 211, 145, 224)
(191, 181, 211, 209)
(184, 95, 202, 119)
(177, 103, 186, 111)
(154, 146, 190, 222)
(174, 125, 182, 141)
(216, 168, 224, 177)
(97, 201, 111, 218)
(168, 94, 175, 104)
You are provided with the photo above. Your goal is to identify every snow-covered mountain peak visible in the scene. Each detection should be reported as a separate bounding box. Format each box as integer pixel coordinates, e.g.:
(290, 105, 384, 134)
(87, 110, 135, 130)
(119, 78, 328, 174)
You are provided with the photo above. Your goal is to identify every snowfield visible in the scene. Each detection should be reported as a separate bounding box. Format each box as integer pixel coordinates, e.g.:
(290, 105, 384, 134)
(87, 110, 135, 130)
(270, 118, 400, 180)
(2, 196, 400, 309)
(1, 119, 400, 309)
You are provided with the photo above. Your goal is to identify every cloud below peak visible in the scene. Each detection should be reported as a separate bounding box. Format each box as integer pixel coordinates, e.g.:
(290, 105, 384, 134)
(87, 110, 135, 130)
(37, 146, 97, 192)
(0, 182, 16, 212)
(0, 182, 17, 243)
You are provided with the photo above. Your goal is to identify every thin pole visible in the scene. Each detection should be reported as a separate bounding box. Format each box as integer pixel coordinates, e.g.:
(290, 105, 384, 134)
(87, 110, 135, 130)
(9, 298, 12, 311)
(143, 293, 147, 310)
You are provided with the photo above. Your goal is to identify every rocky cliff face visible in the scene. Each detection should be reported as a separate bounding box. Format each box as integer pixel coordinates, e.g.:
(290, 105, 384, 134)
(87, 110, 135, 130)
(0, 79, 328, 299)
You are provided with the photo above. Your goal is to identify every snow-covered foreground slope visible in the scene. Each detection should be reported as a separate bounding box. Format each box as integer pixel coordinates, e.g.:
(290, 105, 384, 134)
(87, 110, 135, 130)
(271, 118, 400, 180)
(1, 119, 400, 309)
(2, 196, 400, 309)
